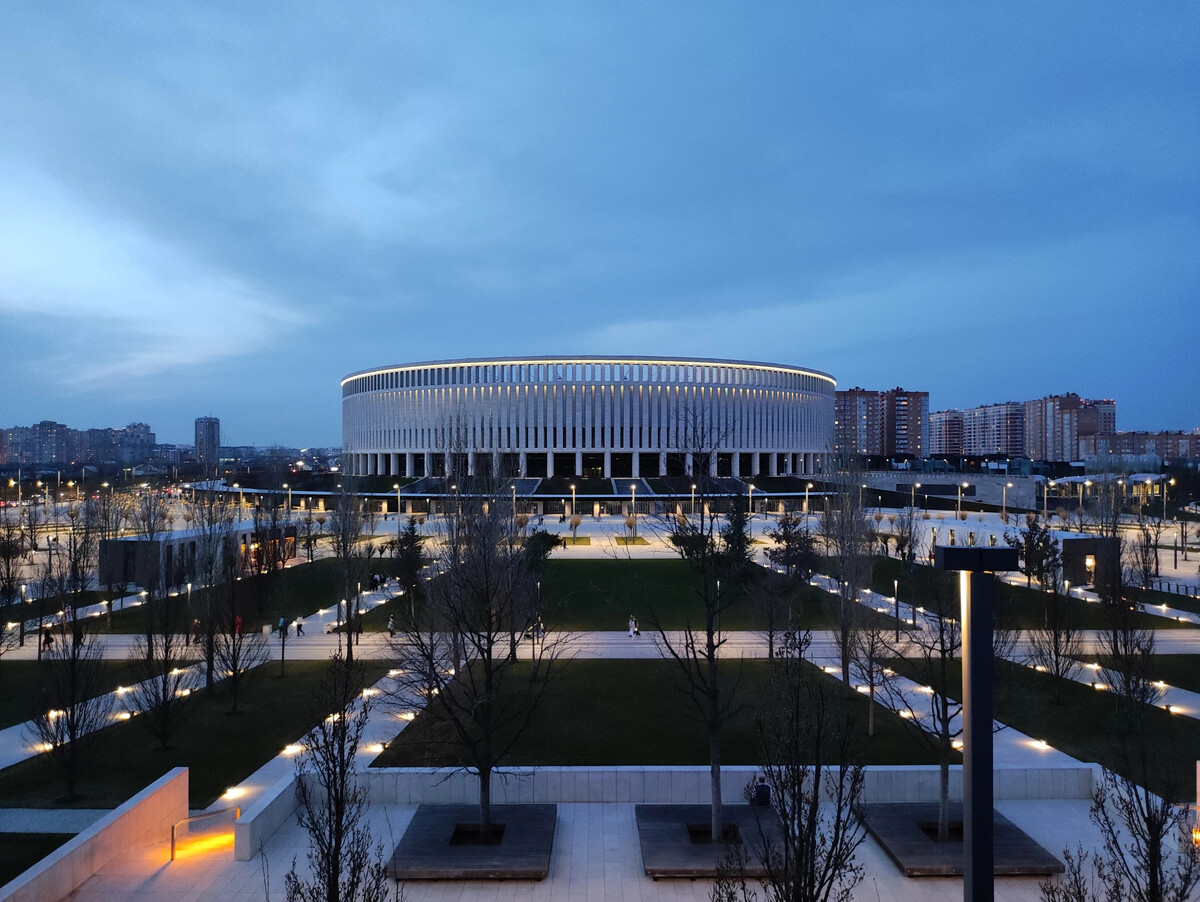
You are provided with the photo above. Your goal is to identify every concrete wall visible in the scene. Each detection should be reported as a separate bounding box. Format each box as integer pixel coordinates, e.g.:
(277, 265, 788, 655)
(362, 764, 1095, 806)
(228, 764, 1096, 862)
(0, 767, 188, 902)
(234, 772, 298, 861)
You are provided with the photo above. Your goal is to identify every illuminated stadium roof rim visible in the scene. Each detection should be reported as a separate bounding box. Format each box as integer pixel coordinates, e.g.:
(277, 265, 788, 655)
(341, 355, 836, 387)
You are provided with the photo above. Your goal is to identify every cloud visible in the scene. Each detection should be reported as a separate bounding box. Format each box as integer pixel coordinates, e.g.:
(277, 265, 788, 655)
(0, 165, 311, 386)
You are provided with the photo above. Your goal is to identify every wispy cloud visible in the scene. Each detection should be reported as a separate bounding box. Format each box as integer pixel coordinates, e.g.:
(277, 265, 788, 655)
(0, 165, 311, 387)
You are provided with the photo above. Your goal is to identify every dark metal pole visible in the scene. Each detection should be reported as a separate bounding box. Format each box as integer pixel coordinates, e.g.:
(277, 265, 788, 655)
(962, 569, 995, 902)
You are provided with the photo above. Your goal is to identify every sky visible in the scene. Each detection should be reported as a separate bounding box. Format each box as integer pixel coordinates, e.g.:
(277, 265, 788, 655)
(1, 4, 1197, 448)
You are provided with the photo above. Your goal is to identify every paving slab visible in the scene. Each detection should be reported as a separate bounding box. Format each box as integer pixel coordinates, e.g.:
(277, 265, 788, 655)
(634, 803, 783, 877)
(862, 802, 1064, 876)
(387, 803, 557, 880)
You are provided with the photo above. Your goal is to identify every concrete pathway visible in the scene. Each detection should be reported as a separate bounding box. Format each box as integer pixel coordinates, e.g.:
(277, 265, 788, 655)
(60, 798, 1100, 901)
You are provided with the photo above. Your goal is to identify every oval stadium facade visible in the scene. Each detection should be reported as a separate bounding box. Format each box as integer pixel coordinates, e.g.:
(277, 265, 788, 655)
(341, 356, 835, 481)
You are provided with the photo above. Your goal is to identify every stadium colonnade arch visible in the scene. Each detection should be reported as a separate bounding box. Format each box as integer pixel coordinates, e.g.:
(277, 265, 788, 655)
(341, 356, 835, 481)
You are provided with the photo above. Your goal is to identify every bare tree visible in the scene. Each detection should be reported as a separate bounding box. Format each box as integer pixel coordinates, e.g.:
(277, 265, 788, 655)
(132, 489, 170, 541)
(190, 486, 237, 689)
(1129, 513, 1163, 591)
(284, 652, 393, 902)
(127, 588, 197, 750)
(211, 540, 269, 714)
(818, 466, 871, 685)
(328, 481, 369, 655)
(0, 506, 29, 645)
(386, 482, 566, 835)
(715, 631, 867, 902)
(298, 509, 325, 564)
(652, 492, 752, 844)
(882, 571, 962, 842)
(0, 621, 19, 688)
(30, 632, 114, 799)
(92, 491, 131, 626)
(848, 624, 890, 738)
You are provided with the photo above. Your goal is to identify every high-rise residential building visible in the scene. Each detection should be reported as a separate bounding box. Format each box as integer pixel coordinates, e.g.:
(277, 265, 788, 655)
(928, 409, 964, 456)
(1078, 431, 1199, 462)
(835, 387, 885, 457)
(961, 401, 1025, 457)
(882, 388, 929, 457)
(1023, 394, 1118, 462)
(1077, 399, 1116, 438)
(835, 387, 928, 459)
(195, 417, 221, 469)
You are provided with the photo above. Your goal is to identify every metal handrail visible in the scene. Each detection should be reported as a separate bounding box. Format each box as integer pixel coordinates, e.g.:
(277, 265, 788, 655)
(170, 806, 240, 860)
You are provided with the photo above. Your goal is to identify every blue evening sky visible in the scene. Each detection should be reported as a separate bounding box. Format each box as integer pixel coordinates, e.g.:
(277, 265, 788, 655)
(1, 4, 1197, 447)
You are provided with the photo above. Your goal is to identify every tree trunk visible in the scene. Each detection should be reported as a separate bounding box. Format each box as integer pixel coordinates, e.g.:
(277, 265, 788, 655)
(938, 742, 950, 842)
(709, 731, 723, 843)
(479, 766, 492, 832)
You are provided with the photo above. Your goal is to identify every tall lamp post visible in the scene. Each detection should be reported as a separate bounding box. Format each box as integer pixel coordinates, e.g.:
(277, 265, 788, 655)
(748, 484, 755, 538)
(630, 483, 637, 540)
(1002, 482, 1013, 517)
(691, 483, 697, 517)
(1163, 477, 1175, 520)
(570, 484, 576, 518)
(910, 482, 921, 511)
(935, 545, 1019, 902)
(804, 482, 813, 515)
(957, 481, 969, 516)
(283, 483, 292, 512)
(1043, 480, 1055, 519)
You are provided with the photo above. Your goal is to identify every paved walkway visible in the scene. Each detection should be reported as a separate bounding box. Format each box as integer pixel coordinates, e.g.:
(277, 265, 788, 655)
(62, 798, 1100, 901)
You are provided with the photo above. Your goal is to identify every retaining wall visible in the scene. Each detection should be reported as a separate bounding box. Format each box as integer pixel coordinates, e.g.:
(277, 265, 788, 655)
(0, 767, 188, 902)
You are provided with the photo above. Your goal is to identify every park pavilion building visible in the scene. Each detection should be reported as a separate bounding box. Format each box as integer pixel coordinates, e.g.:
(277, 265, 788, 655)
(342, 357, 835, 482)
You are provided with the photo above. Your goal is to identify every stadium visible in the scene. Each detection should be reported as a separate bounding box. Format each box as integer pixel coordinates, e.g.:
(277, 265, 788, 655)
(341, 357, 834, 492)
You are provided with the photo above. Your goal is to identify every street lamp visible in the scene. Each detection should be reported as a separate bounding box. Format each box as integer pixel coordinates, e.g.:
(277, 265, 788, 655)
(630, 483, 637, 540)
(957, 482, 969, 516)
(894, 578, 900, 641)
(1163, 477, 1175, 520)
(234, 483, 243, 511)
(1043, 480, 1056, 519)
(18, 584, 26, 647)
(859, 483, 867, 508)
(570, 484, 576, 517)
(910, 482, 921, 511)
(394, 484, 402, 521)
(283, 483, 292, 511)
(691, 483, 697, 517)
(804, 482, 813, 515)
(748, 484, 755, 538)
(1002, 482, 1013, 517)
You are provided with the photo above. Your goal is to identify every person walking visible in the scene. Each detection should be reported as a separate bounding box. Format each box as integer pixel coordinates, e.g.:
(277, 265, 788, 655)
(387, 614, 395, 638)
(294, 617, 305, 637)
(633, 615, 640, 637)
(628, 614, 636, 638)
(278, 616, 288, 638)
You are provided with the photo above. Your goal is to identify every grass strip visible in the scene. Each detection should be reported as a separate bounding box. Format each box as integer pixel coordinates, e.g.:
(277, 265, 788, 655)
(0, 660, 387, 809)
(373, 658, 936, 768)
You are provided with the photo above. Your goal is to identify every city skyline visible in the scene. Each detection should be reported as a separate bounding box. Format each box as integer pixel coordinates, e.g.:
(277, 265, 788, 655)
(1, 4, 1197, 447)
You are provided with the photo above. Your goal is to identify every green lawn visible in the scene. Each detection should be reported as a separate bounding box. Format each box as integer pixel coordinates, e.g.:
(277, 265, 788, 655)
(0, 660, 387, 809)
(93, 558, 402, 636)
(373, 659, 937, 768)
(870, 557, 1195, 630)
(0, 659, 139, 730)
(536, 558, 897, 631)
(891, 655, 1196, 802)
(0, 833, 73, 886)
(1, 590, 105, 624)
(1070, 654, 1200, 697)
